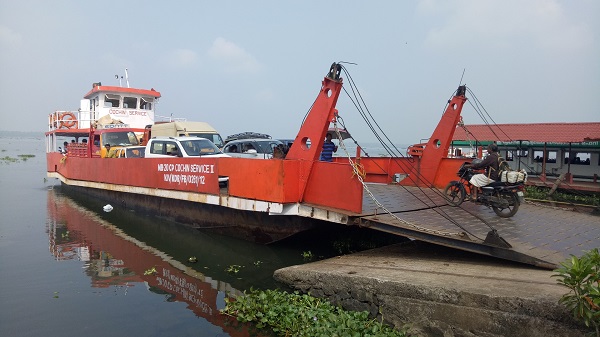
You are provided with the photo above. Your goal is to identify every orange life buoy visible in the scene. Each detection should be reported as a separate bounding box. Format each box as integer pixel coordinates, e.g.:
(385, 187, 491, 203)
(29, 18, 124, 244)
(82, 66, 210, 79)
(59, 112, 78, 129)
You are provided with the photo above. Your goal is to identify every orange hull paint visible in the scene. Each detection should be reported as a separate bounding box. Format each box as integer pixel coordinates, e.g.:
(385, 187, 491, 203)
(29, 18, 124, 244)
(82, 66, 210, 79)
(46, 64, 470, 242)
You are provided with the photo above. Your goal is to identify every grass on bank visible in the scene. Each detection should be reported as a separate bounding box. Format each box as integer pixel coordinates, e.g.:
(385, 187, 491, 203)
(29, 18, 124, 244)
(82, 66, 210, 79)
(525, 186, 599, 207)
(222, 289, 407, 337)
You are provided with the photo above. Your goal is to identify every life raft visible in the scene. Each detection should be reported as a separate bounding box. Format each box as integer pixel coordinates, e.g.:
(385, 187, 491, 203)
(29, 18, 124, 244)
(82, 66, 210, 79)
(59, 112, 78, 129)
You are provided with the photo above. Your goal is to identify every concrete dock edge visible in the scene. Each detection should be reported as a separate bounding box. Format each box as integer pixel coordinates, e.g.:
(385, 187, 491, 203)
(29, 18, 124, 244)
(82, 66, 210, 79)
(273, 241, 588, 337)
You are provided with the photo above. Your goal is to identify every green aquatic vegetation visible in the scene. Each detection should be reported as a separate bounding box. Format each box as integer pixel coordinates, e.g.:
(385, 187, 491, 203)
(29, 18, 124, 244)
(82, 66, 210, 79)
(18, 154, 35, 161)
(1, 156, 19, 163)
(302, 251, 313, 261)
(554, 249, 600, 336)
(333, 237, 378, 255)
(253, 260, 263, 267)
(0, 154, 35, 163)
(226, 264, 242, 274)
(222, 289, 406, 337)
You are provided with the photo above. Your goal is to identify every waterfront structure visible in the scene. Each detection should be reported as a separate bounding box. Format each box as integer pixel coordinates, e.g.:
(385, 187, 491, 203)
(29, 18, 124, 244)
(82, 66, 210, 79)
(451, 123, 600, 184)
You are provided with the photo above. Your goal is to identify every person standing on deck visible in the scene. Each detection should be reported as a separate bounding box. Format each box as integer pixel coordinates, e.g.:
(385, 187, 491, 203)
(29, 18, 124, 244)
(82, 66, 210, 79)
(61, 141, 68, 154)
(320, 133, 338, 162)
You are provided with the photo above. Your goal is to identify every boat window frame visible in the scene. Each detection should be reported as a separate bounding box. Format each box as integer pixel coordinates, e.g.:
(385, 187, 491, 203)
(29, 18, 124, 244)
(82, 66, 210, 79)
(140, 97, 154, 110)
(123, 96, 138, 109)
(104, 94, 121, 108)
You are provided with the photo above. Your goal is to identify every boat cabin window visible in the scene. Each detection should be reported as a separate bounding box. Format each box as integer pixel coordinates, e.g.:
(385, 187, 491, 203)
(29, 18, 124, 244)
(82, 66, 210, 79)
(104, 94, 120, 108)
(505, 150, 514, 161)
(517, 150, 528, 157)
(533, 150, 544, 163)
(140, 97, 154, 110)
(123, 96, 137, 109)
(546, 151, 557, 163)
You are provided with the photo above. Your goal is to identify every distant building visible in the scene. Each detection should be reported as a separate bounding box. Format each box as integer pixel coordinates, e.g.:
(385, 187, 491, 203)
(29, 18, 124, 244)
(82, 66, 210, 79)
(451, 122, 600, 182)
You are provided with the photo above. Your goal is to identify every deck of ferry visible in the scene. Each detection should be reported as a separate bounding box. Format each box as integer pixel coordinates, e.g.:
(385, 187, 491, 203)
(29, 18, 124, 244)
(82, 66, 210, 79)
(348, 183, 599, 269)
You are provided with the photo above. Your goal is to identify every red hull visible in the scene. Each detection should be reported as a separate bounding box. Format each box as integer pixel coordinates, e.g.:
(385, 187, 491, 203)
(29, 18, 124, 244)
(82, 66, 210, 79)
(46, 63, 468, 242)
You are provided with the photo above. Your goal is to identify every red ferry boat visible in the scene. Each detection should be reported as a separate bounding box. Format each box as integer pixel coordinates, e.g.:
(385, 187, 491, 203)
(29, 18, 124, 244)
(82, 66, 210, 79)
(46, 63, 599, 269)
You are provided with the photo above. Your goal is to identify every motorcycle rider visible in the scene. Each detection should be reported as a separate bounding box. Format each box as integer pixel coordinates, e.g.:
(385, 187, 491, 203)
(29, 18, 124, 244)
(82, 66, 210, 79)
(468, 143, 500, 201)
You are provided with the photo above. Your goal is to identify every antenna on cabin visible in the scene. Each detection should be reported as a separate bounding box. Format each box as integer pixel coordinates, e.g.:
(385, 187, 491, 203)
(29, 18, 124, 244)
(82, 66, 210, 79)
(125, 68, 130, 88)
(115, 74, 123, 87)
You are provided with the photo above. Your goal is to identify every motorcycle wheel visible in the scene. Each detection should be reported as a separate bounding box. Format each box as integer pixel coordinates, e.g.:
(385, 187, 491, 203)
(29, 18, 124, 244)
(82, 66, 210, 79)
(443, 182, 465, 206)
(492, 192, 520, 218)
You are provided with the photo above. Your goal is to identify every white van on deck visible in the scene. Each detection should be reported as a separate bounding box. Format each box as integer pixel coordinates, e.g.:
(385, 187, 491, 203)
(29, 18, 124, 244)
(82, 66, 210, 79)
(150, 122, 225, 148)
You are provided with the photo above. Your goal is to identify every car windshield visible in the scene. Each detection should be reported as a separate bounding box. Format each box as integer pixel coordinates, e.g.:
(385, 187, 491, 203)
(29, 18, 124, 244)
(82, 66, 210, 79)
(104, 131, 139, 146)
(255, 141, 282, 154)
(180, 139, 221, 156)
(187, 133, 224, 148)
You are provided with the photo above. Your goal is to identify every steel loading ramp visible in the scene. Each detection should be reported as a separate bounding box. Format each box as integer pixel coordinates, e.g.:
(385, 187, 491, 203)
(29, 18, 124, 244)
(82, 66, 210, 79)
(354, 184, 599, 269)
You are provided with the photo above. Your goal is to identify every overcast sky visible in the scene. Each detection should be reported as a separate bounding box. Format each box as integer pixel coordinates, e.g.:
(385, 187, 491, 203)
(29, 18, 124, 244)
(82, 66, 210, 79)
(0, 0, 598, 144)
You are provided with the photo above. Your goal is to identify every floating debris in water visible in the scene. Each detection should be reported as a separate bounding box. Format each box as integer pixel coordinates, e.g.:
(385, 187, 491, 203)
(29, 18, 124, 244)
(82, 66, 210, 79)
(188, 256, 197, 263)
(144, 267, 157, 275)
(103, 204, 113, 212)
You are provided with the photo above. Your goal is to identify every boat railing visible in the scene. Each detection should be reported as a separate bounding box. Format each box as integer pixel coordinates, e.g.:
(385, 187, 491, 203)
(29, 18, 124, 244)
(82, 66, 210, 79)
(48, 110, 96, 131)
(66, 143, 88, 157)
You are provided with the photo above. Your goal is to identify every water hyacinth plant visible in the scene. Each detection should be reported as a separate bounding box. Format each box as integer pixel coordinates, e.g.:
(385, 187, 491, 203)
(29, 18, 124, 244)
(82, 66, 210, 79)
(221, 289, 407, 337)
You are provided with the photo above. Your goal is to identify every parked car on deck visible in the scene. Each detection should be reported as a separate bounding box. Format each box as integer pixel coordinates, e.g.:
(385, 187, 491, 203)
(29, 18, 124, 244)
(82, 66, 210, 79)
(277, 139, 294, 154)
(145, 136, 228, 158)
(222, 138, 284, 159)
(144, 136, 229, 186)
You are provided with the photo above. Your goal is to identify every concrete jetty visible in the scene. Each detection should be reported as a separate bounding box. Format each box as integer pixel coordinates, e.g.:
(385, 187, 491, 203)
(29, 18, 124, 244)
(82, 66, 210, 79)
(274, 241, 588, 337)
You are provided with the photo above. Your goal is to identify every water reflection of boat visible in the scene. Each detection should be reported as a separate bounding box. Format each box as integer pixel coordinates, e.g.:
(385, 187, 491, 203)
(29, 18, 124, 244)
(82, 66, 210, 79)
(45, 188, 266, 336)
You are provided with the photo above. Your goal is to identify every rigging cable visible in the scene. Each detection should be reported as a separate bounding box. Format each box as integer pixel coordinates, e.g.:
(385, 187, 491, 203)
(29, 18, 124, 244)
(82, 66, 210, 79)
(337, 65, 498, 240)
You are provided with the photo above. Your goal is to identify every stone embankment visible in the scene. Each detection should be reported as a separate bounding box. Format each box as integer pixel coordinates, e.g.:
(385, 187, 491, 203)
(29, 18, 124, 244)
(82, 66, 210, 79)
(274, 241, 587, 337)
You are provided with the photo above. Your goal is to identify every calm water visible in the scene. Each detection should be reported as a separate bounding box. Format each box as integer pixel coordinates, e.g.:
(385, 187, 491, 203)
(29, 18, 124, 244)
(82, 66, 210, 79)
(0, 135, 402, 337)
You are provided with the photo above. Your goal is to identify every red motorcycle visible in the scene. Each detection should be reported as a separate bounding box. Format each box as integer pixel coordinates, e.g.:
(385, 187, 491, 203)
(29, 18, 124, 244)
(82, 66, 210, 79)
(443, 162, 525, 218)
